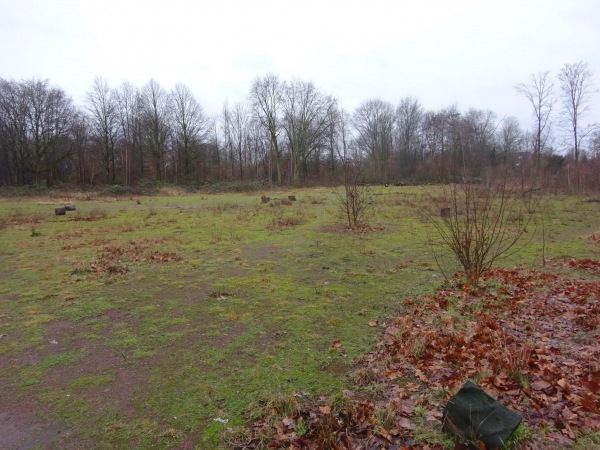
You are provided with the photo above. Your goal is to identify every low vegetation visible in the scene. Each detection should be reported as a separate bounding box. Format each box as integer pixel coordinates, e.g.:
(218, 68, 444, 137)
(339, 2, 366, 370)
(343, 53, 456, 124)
(426, 177, 541, 286)
(0, 185, 598, 449)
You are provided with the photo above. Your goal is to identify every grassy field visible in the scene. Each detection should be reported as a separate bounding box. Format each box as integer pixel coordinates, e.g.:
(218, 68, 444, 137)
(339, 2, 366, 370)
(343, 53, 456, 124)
(0, 186, 598, 449)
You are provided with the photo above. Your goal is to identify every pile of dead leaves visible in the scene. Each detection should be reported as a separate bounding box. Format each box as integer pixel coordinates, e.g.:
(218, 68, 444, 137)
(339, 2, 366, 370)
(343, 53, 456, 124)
(566, 258, 600, 275)
(234, 262, 599, 449)
(321, 224, 386, 234)
(88, 239, 181, 275)
(145, 251, 181, 263)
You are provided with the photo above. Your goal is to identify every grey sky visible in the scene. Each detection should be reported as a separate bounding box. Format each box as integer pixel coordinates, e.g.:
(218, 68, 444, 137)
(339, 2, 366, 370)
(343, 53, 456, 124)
(1, 0, 599, 136)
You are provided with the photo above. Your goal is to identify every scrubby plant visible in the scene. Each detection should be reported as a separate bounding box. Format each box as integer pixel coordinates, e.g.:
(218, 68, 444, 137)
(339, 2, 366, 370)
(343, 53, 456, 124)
(333, 162, 373, 229)
(427, 172, 540, 286)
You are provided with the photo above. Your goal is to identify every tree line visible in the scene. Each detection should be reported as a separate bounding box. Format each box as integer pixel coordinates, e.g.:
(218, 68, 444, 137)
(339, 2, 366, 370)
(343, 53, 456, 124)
(0, 62, 598, 190)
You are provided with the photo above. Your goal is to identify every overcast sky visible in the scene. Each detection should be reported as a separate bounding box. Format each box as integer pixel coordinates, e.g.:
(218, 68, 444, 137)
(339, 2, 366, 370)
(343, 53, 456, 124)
(1, 0, 599, 133)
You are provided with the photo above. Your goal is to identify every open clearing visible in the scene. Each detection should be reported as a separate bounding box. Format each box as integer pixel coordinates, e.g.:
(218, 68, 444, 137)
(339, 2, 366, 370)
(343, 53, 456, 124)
(0, 186, 598, 449)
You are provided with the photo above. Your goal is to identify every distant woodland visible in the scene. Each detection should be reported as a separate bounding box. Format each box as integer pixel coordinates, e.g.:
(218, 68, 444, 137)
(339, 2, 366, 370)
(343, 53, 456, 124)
(1, 62, 598, 190)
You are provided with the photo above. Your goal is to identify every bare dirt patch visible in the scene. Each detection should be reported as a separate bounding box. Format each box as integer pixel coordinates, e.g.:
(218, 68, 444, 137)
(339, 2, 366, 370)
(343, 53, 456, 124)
(0, 269, 15, 283)
(0, 410, 64, 450)
(0, 322, 78, 448)
(0, 316, 153, 448)
(208, 322, 246, 349)
(241, 243, 283, 261)
(0, 319, 78, 368)
(44, 340, 149, 419)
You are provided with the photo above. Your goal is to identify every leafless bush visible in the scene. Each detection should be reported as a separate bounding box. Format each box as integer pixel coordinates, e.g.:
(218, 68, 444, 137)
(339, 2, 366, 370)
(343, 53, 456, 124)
(426, 174, 540, 286)
(333, 163, 373, 229)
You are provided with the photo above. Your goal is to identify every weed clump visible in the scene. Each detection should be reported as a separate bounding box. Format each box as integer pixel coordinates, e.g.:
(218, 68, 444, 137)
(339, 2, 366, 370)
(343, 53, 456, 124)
(349, 367, 379, 386)
(267, 216, 303, 229)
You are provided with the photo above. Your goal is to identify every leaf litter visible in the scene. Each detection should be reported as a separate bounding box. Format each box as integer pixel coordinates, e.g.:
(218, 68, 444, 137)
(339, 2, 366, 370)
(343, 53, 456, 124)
(236, 261, 599, 449)
(86, 238, 182, 275)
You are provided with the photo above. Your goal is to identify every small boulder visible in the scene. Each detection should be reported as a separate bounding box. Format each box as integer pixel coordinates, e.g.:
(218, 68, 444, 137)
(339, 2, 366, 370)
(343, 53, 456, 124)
(443, 381, 521, 449)
(64, 203, 76, 211)
(55, 207, 67, 215)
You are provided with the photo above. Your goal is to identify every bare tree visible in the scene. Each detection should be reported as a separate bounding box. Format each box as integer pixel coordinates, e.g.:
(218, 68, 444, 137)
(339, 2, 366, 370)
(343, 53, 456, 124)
(221, 101, 251, 179)
(461, 108, 499, 172)
(498, 116, 523, 163)
(115, 82, 141, 186)
(172, 83, 210, 183)
(250, 74, 284, 183)
(139, 79, 172, 181)
(325, 105, 351, 176)
(282, 80, 336, 183)
(221, 101, 235, 178)
(17, 79, 77, 185)
(591, 128, 600, 158)
(352, 99, 395, 182)
(0, 79, 21, 185)
(70, 112, 89, 187)
(233, 102, 250, 179)
(86, 77, 119, 183)
(557, 61, 595, 163)
(246, 120, 270, 179)
(421, 109, 448, 179)
(420, 106, 463, 181)
(395, 96, 423, 175)
(515, 72, 554, 164)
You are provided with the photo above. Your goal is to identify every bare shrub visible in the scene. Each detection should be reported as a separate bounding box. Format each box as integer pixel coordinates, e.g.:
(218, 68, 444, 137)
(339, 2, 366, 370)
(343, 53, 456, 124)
(426, 175, 540, 286)
(333, 163, 373, 229)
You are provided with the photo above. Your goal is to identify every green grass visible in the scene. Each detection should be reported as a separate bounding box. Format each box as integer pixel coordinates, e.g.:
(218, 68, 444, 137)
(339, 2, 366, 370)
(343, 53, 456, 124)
(0, 187, 599, 449)
(69, 374, 115, 390)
